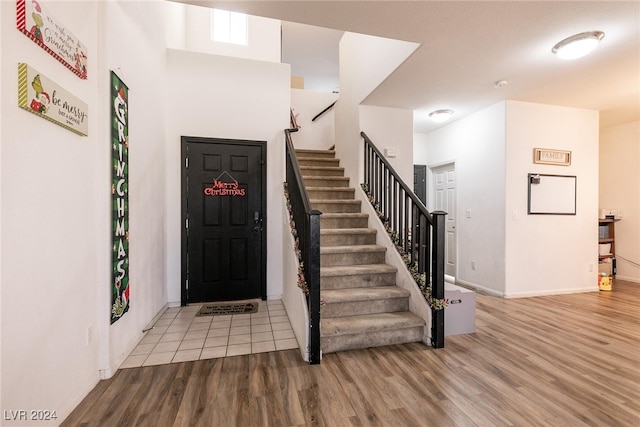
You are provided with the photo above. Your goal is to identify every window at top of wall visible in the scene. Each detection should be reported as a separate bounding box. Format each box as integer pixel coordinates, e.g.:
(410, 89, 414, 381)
(211, 9, 248, 46)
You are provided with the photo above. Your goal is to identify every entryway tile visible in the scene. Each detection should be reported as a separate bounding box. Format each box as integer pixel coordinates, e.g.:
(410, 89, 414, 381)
(226, 343, 251, 357)
(200, 346, 226, 359)
(121, 299, 296, 370)
(172, 349, 202, 363)
(252, 341, 276, 353)
(143, 352, 175, 366)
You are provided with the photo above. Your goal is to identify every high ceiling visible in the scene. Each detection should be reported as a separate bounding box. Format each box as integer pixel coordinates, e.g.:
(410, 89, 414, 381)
(174, 1, 640, 134)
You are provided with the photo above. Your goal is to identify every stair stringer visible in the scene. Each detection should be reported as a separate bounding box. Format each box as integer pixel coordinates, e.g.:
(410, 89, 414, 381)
(352, 185, 434, 345)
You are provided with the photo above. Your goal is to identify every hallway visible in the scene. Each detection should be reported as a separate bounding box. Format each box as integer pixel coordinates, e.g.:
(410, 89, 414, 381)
(120, 300, 298, 368)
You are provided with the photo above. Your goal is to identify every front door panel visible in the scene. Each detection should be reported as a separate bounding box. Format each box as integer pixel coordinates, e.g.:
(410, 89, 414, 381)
(182, 137, 265, 304)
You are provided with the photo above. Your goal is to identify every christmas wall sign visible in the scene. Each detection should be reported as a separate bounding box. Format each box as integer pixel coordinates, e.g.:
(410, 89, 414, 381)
(17, 63, 88, 135)
(17, 0, 88, 79)
(111, 71, 130, 324)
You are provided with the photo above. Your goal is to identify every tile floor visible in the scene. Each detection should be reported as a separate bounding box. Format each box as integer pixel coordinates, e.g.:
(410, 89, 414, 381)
(120, 299, 298, 368)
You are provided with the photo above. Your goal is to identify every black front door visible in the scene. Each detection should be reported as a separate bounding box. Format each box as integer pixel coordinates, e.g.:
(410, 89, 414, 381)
(181, 137, 266, 305)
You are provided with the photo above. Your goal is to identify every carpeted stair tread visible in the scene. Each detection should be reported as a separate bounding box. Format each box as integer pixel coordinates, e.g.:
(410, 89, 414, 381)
(320, 244, 385, 254)
(312, 199, 362, 212)
(320, 263, 397, 277)
(303, 176, 350, 181)
(294, 147, 426, 354)
(306, 186, 354, 192)
(320, 227, 376, 236)
(320, 212, 367, 219)
(322, 286, 410, 303)
(300, 166, 345, 176)
(295, 149, 335, 158)
(296, 157, 339, 163)
(321, 312, 424, 337)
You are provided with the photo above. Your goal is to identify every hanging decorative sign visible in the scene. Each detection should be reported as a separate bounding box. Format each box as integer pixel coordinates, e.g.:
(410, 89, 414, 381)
(533, 148, 571, 166)
(110, 71, 130, 324)
(17, 63, 88, 136)
(17, 0, 88, 79)
(204, 171, 246, 197)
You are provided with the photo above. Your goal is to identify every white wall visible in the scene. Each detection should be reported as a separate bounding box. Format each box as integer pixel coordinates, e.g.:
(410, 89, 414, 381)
(1, 1, 101, 422)
(165, 49, 290, 304)
(336, 32, 419, 186)
(420, 102, 507, 295)
(1, 0, 174, 421)
(183, 3, 281, 63)
(100, 0, 170, 378)
(600, 121, 640, 283)
(418, 100, 600, 297)
(290, 89, 338, 150)
(505, 101, 599, 296)
(360, 105, 414, 184)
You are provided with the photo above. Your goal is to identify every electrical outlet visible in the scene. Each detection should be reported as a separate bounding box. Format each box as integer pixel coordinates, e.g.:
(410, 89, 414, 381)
(466, 209, 471, 218)
(471, 261, 476, 270)
(86, 326, 93, 345)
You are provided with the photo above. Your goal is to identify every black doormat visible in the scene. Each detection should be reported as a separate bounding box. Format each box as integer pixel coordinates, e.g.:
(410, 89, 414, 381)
(196, 301, 258, 317)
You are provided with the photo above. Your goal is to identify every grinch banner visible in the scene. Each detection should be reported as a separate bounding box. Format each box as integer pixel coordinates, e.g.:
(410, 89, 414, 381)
(18, 63, 88, 135)
(17, 0, 88, 79)
(111, 71, 130, 324)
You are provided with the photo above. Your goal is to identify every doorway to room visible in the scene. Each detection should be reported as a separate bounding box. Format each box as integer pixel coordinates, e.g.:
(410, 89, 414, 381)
(430, 162, 457, 280)
(181, 137, 267, 305)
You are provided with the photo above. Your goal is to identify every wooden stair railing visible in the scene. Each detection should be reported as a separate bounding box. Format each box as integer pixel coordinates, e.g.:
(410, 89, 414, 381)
(312, 100, 337, 122)
(361, 131, 447, 348)
(284, 128, 322, 364)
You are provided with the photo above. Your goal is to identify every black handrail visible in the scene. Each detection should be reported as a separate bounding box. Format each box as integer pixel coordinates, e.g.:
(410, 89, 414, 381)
(285, 129, 322, 364)
(312, 100, 337, 122)
(361, 131, 446, 348)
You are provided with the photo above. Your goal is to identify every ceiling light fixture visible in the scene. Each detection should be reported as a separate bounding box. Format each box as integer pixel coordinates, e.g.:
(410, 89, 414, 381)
(494, 80, 508, 88)
(552, 31, 605, 60)
(428, 109, 454, 123)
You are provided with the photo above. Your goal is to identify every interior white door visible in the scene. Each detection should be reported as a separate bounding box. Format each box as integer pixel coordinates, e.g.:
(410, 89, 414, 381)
(431, 163, 456, 278)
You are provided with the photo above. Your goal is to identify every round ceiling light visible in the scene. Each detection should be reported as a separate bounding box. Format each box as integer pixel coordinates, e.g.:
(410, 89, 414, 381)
(428, 109, 454, 123)
(552, 31, 605, 60)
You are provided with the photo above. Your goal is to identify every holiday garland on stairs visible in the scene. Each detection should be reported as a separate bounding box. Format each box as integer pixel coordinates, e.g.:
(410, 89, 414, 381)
(283, 183, 311, 296)
(361, 184, 448, 311)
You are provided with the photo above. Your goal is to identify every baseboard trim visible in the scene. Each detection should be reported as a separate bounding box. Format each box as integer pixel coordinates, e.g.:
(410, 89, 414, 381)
(503, 286, 598, 298)
(614, 275, 640, 284)
(456, 279, 504, 297)
(142, 303, 169, 333)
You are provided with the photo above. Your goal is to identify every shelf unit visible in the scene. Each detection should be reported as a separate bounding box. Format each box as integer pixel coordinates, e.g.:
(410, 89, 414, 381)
(598, 218, 617, 277)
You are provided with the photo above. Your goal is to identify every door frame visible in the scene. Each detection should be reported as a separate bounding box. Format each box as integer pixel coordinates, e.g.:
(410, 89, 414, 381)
(428, 160, 457, 282)
(180, 136, 267, 306)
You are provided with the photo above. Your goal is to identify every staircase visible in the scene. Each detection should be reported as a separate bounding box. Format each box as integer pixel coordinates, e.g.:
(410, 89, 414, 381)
(295, 148, 425, 354)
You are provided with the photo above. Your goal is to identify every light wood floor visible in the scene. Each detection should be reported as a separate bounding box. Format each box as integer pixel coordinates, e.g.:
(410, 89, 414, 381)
(63, 280, 640, 426)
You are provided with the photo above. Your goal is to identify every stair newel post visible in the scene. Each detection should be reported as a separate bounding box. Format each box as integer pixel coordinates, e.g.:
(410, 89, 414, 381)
(308, 210, 322, 365)
(430, 210, 447, 348)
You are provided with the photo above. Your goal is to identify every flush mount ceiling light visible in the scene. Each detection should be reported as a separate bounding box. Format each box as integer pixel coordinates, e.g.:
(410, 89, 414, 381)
(428, 109, 454, 123)
(552, 31, 605, 60)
